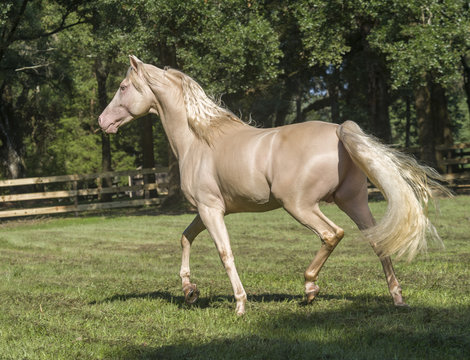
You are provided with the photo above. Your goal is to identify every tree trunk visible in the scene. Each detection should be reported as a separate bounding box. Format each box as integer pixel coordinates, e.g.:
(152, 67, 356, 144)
(367, 60, 391, 142)
(0, 96, 25, 179)
(415, 78, 453, 171)
(95, 59, 113, 200)
(141, 114, 157, 197)
(415, 82, 435, 166)
(405, 94, 411, 148)
(1, 137, 24, 179)
(462, 55, 470, 121)
(295, 94, 302, 124)
(273, 96, 289, 127)
(430, 81, 453, 172)
(430, 82, 453, 146)
(326, 67, 341, 123)
(360, 23, 392, 142)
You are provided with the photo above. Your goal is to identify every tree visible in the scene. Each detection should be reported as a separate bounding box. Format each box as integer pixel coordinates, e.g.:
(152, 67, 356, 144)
(462, 52, 470, 118)
(293, 0, 469, 160)
(367, 0, 469, 166)
(294, 0, 395, 140)
(130, 0, 283, 206)
(2, 0, 468, 190)
(0, 0, 88, 178)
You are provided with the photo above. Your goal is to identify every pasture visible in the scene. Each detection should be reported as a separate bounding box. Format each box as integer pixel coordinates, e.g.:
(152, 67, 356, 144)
(1, 196, 469, 359)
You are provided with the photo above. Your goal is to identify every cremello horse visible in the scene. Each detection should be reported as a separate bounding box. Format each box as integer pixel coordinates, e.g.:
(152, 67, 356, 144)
(99, 56, 446, 315)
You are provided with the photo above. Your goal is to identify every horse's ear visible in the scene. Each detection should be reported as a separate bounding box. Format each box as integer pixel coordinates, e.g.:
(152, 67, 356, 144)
(129, 55, 143, 74)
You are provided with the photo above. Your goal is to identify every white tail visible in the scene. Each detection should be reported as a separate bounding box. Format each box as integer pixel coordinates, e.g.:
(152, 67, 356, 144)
(337, 121, 450, 260)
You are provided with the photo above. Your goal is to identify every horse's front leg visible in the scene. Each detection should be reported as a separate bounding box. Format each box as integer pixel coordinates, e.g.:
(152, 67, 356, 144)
(180, 215, 206, 304)
(198, 205, 247, 315)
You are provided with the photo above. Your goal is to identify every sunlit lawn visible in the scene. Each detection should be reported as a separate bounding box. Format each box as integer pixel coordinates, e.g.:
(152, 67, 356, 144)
(1, 196, 469, 359)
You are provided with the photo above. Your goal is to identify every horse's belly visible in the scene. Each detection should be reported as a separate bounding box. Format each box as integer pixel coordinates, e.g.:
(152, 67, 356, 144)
(223, 191, 280, 213)
(218, 174, 280, 213)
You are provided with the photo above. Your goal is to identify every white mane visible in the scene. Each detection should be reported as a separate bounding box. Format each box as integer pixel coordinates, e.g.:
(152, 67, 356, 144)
(168, 69, 246, 143)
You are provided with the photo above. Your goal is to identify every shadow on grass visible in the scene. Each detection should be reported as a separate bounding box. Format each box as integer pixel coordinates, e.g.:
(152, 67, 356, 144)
(89, 290, 307, 309)
(89, 289, 470, 359)
(89, 288, 401, 310)
(105, 302, 470, 360)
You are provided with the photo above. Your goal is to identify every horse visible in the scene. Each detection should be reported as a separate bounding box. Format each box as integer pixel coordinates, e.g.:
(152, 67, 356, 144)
(98, 55, 447, 315)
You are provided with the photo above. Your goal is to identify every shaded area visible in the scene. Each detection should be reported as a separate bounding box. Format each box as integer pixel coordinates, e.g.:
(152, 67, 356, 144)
(93, 290, 470, 359)
(102, 300, 470, 360)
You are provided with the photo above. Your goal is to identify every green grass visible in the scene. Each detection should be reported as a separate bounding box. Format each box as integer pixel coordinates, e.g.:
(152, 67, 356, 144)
(1, 196, 469, 359)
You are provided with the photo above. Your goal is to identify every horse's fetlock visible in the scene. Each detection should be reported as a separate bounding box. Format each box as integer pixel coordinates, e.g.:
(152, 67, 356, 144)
(304, 269, 319, 283)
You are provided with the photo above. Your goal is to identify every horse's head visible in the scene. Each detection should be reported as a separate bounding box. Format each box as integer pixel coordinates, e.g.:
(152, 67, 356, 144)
(98, 56, 243, 142)
(98, 55, 160, 134)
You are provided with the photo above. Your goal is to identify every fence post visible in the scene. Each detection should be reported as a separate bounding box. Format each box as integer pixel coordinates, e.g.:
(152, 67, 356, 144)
(73, 180, 78, 217)
(144, 174, 149, 200)
(128, 175, 133, 198)
(97, 177, 102, 201)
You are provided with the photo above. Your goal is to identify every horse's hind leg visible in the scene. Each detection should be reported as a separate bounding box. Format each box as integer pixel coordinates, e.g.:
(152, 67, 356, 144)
(335, 189, 407, 306)
(374, 253, 407, 306)
(284, 203, 344, 303)
(180, 215, 206, 304)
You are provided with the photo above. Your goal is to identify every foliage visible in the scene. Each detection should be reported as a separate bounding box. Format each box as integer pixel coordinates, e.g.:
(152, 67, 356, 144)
(165, 0, 282, 95)
(0, 0, 469, 178)
(0, 196, 469, 359)
(294, 0, 352, 68)
(0, 0, 92, 178)
(367, 0, 470, 89)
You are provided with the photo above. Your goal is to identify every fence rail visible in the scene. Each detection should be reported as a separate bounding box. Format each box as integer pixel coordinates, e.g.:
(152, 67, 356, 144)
(400, 142, 470, 193)
(0, 167, 168, 219)
(399, 142, 470, 173)
(2, 142, 470, 220)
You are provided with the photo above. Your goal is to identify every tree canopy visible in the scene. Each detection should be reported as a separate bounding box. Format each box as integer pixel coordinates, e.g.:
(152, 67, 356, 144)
(1, 0, 469, 180)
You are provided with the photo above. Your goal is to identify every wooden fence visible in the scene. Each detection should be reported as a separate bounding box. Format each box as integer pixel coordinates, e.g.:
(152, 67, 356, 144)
(367, 142, 470, 195)
(410, 142, 470, 194)
(394, 143, 470, 172)
(1, 142, 469, 219)
(436, 142, 470, 174)
(0, 167, 168, 219)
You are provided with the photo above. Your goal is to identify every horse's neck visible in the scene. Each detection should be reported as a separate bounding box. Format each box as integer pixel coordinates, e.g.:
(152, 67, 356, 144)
(158, 109, 196, 161)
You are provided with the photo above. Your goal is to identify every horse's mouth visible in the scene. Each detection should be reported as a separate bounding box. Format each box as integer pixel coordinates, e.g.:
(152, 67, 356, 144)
(102, 122, 120, 134)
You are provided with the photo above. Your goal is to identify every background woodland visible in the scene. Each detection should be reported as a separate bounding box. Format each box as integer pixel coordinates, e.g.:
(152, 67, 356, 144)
(1, 0, 469, 193)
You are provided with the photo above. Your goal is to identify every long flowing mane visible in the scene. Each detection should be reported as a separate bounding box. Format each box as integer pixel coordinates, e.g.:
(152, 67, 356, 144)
(130, 64, 246, 143)
(168, 69, 247, 143)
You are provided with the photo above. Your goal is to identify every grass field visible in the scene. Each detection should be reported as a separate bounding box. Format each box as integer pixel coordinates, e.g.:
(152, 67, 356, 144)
(1, 196, 469, 359)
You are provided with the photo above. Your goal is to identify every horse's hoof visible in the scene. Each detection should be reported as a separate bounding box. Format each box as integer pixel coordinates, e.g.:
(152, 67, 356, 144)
(394, 302, 409, 308)
(183, 284, 200, 304)
(306, 284, 320, 304)
(306, 291, 317, 304)
(235, 302, 246, 316)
